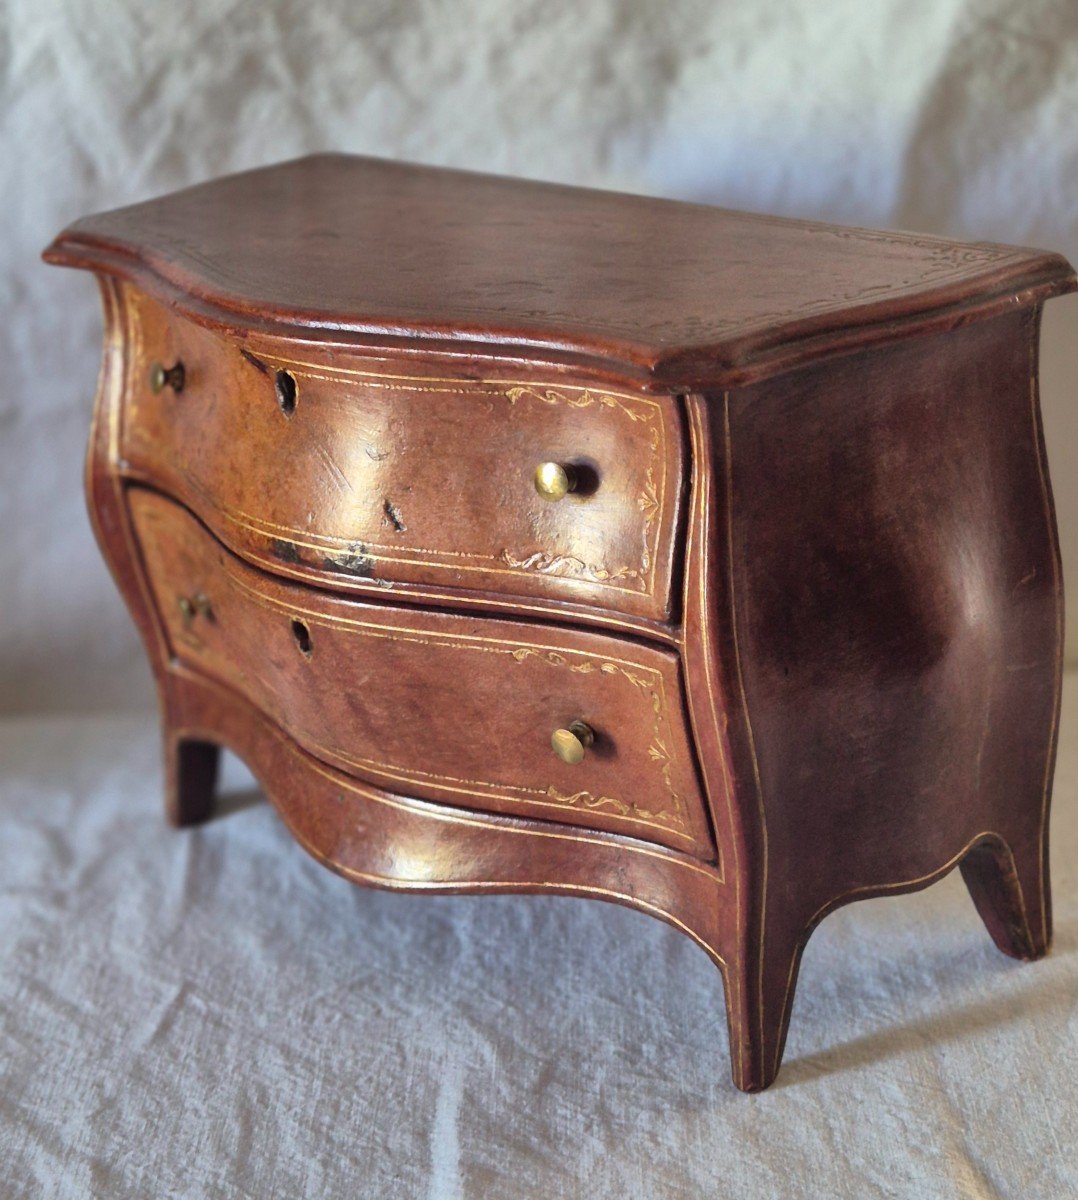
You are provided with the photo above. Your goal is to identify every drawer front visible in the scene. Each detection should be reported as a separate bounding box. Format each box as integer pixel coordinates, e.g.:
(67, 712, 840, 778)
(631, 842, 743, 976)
(121, 290, 684, 623)
(130, 490, 715, 860)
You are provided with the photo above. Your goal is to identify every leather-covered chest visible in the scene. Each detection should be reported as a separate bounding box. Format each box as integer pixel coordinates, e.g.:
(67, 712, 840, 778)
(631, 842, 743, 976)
(46, 153, 1075, 1091)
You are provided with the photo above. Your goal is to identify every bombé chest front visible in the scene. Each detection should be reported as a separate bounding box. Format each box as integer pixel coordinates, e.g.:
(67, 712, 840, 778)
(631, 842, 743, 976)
(45, 154, 1075, 1092)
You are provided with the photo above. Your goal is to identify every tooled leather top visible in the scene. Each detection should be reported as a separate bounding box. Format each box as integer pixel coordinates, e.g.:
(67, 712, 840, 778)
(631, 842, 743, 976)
(43, 153, 1076, 391)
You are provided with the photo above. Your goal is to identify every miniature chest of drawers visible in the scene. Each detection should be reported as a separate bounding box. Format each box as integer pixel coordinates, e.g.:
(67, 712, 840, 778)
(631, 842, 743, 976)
(45, 155, 1076, 1090)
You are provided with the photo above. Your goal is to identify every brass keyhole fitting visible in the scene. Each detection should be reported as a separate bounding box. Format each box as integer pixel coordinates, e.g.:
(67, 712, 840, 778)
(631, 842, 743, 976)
(149, 360, 186, 394)
(177, 593, 212, 627)
(551, 720, 595, 765)
(534, 461, 577, 502)
(291, 618, 312, 657)
(275, 369, 298, 417)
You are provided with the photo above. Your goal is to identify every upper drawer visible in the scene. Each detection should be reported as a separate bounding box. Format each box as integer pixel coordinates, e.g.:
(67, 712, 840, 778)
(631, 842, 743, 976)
(119, 289, 684, 625)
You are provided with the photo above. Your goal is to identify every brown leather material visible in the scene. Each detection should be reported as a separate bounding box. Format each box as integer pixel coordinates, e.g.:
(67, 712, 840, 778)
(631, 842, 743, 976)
(160, 661, 736, 975)
(686, 307, 1064, 1087)
(42, 154, 1076, 390)
(118, 289, 684, 625)
(128, 486, 714, 859)
(44, 157, 1075, 1091)
(727, 309, 1060, 919)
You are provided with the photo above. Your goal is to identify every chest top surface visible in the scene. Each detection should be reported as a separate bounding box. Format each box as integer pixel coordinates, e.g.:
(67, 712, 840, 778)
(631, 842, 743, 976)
(44, 153, 1074, 389)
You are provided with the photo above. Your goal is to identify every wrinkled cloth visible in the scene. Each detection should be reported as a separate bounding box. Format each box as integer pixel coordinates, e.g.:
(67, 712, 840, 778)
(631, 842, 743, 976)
(1, 680, 1076, 1199)
(3, 2, 1078, 1194)
(3, 0, 1078, 714)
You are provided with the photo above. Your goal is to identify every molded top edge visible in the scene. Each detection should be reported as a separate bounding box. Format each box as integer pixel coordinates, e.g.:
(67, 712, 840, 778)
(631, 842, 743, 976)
(44, 153, 1077, 391)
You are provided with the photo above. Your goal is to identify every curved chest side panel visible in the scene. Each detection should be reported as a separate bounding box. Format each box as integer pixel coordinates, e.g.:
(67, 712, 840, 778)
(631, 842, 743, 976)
(725, 308, 1063, 916)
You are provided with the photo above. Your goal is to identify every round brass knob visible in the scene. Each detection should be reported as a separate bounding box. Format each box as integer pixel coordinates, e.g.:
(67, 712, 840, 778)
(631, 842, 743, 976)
(149, 360, 185, 394)
(534, 461, 577, 502)
(551, 720, 595, 765)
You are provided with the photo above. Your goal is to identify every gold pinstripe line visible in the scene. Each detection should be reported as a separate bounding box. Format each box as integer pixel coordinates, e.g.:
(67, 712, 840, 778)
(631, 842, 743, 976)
(167, 706, 723, 883)
(721, 394, 769, 1072)
(1027, 310, 1063, 947)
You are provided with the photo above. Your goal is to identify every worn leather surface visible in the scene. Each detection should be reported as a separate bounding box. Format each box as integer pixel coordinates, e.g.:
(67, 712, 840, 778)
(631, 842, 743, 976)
(128, 488, 714, 858)
(118, 289, 685, 627)
(44, 154, 1073, 389)
(729, 311, 1061, 919)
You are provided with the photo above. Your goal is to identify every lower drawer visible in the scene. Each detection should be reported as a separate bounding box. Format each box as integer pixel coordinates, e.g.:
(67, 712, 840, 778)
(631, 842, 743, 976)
(129, 489, 716, 859)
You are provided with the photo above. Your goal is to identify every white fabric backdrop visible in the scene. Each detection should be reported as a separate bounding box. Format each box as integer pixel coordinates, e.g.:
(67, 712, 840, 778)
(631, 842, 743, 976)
(3, 0, 1077, 713)
(2, 3, 1077, 1197)
(1, 678, 1075, 1199)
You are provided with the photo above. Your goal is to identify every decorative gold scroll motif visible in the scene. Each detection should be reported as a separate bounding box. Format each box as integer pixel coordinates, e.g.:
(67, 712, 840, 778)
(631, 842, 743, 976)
(497, 549, 640, 584)
(508, 647, 686, 829)
(128, 295, 667, 599)
(207, 561, 694, 840)
(503, 386, 663, 591)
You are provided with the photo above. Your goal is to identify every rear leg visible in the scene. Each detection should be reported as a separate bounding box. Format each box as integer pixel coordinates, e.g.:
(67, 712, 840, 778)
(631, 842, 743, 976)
(164, 731, 220, 827)
(960, 835, 1050, 961)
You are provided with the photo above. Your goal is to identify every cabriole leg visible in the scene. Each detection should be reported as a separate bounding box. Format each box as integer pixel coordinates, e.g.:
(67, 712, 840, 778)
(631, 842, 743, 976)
(724, 920, 809, 1092)
(960, 835, 1051, 961)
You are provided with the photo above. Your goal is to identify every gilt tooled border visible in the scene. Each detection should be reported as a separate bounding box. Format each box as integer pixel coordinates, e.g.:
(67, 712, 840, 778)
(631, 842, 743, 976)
(278, 366, 665, 594)
(1026, 311, 1063, 949)
(597, 225, 1023, 342)
(128, 296, 667, 597)
(215, 569, 698, 843)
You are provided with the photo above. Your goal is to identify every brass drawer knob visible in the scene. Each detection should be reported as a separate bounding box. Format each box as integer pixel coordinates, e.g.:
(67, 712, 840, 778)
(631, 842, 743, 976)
(551, 720, 595, 765)
(149, 360, 185, 394)
(534, 461, 577, 502)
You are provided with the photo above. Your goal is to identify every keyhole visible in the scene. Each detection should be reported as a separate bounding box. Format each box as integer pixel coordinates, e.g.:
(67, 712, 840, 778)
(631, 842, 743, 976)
(291, 618, 312, 657)
(275, 369, 297, 418)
